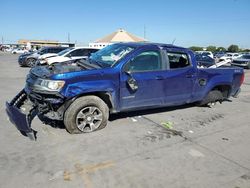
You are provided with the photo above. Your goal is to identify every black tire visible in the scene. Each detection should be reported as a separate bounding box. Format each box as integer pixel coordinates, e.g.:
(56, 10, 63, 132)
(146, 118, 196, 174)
(26, 58, 36, 67)
(64, 96, 109, 134)
(199, 90, 223, 106)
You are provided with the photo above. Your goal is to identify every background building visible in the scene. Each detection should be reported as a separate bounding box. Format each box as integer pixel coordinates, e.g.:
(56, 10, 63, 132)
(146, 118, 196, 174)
(18, 39, 75, 49)
(89, 29, 147, 48)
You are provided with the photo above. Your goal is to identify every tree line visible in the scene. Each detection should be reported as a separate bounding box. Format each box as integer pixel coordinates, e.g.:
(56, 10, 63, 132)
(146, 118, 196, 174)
(189, 45, 250, 53)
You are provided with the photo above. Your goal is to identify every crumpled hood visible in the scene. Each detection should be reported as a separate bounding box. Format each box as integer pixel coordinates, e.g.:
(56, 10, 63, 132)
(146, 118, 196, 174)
(30, 62, 87, 78)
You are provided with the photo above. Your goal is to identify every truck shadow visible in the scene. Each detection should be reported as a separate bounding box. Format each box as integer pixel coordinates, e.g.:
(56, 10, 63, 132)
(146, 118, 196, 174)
(37, 100, 232, 129)
(37, 104, 197, 129)
(110, 99, 233, 121)
(109, 103, 197, 121)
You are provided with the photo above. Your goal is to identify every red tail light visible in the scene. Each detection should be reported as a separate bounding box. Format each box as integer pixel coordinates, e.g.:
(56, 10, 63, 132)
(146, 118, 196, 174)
(240, 72, 245, 86)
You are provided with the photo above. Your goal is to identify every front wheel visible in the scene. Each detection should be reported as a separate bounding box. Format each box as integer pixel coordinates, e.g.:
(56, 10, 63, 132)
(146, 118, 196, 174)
(26, 58, 36, 67)
(64, 96, 109, 134)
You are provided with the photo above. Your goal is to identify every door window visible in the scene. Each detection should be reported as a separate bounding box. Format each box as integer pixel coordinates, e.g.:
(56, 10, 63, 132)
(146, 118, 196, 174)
(125, 51, 162, 72)
(49, 48, 64, 53)
(68, 49, 87, 57)
(167, 52, 190, 69)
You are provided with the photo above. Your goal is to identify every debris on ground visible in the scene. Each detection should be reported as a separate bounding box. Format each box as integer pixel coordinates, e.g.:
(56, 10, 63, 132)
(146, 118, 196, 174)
(161, 121, 173, 129)
(131, 117, 138, 122)
(161, 121, 184, 137)
(188, 149, 205, 158)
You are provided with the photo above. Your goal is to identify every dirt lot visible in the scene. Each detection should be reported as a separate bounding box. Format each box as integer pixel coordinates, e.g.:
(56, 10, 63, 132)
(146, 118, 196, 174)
(0, 53, 250, 188)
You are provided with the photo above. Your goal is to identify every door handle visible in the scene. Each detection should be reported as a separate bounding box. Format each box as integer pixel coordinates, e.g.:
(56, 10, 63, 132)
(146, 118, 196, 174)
(155, 76, 164, 80)
(186, 74, 194, 78)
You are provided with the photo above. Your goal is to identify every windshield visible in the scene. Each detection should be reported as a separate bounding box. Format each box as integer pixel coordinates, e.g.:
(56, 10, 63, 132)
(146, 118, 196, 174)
(89, 44, 135, 67)
(58, 48, 73, 56)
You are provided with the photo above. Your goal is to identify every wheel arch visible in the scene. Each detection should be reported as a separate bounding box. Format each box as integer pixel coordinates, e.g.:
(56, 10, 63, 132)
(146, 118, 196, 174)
(210, 84, 231, 98)
(26, 57, 36, 61)
(67, 91, 115, 112)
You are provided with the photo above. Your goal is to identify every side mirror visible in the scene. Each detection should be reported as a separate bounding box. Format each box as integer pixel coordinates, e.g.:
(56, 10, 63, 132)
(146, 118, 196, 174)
(127, 77, 138, 92)
(67, 54, 72, 58)
(124, 64, 138, 92)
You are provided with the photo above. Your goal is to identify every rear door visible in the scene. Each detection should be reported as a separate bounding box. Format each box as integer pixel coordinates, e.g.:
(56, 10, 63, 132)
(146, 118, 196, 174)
(120, 48, 167, 110)
(163, 49, 196, 105)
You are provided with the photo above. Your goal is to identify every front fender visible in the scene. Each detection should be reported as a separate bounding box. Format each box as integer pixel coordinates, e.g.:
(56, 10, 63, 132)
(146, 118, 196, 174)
(61, 80, 119, 111)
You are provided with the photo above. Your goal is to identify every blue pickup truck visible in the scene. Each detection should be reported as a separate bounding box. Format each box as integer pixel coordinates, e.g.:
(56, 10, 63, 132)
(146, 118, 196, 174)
(6, 43, 244, 140)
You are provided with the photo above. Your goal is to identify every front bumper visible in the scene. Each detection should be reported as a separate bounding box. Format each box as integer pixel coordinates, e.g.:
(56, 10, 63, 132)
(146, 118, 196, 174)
(18, 57, 27, 66)
(6, 88, 67, 140)
(6, 89, 38, 140)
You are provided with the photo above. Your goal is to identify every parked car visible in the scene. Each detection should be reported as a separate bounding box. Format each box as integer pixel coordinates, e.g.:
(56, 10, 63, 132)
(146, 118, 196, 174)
(39, 47, 99, 65)
(231, 54, 250, 69)
(214, 52, 225, 59)
(195, 54, 216, 68)
(5, 47, 13, 52)
(18, 46, 68, 67)
(12, 48, 28, 54)
(219, 53, 241, 62)
(37, 52, 62, 63)
(196, 51, 214, 59)
(6, 43, 244, 140)
(195, 54, 230, 69)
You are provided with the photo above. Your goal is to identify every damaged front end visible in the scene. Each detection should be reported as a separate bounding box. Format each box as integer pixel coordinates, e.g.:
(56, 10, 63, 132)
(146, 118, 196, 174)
(6, 60, 95, 140)
(6, 89, 38, 140)
(6, 88, 67, 140)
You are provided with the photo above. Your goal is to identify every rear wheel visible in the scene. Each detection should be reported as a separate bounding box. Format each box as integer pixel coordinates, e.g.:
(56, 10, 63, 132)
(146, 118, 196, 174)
(199, 90, 223, 107)
(64, 96, 109, 134)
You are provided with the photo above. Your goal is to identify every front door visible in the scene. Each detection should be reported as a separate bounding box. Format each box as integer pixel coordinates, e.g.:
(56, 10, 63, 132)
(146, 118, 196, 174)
(120, 50, 167, 110)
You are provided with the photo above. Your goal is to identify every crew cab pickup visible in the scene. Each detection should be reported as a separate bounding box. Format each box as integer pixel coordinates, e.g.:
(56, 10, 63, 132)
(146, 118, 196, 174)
(6, 43, 244, 140)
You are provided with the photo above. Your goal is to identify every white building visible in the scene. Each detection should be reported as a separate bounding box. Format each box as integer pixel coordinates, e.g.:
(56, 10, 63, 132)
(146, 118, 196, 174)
(89, 29, 147, 49)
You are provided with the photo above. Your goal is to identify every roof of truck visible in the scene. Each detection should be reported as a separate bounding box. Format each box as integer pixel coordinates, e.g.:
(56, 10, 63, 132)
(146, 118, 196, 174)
(115, 42, 186, 50)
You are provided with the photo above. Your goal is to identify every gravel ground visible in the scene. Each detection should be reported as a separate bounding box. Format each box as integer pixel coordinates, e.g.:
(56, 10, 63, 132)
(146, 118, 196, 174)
(0, 53, 250, 188)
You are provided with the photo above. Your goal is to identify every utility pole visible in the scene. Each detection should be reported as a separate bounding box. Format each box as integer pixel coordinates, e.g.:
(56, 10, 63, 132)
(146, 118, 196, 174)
(172, 38, 176, 45)
(67, 33, 70, 43)
(143, 25, 146, 39)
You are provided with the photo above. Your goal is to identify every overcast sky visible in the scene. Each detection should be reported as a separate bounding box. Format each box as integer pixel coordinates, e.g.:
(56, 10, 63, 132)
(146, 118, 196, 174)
(1, 0, 250, 48)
